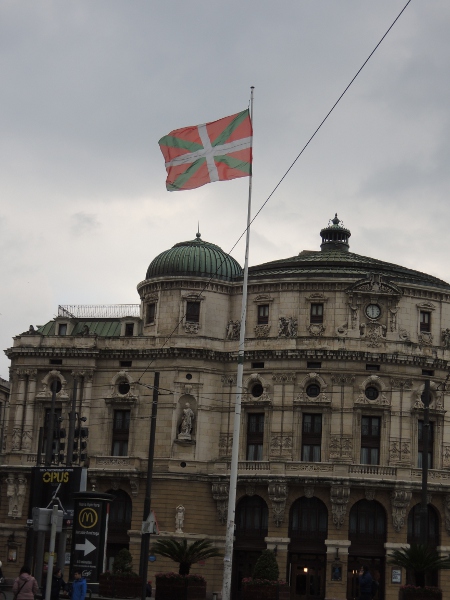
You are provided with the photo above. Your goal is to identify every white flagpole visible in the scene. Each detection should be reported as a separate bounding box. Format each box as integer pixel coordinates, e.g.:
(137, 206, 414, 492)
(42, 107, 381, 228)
(222, 86, 254, 600)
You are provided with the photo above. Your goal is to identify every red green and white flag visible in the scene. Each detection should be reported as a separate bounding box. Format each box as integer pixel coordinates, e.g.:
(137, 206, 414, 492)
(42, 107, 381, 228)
(158, 109, 252, 191)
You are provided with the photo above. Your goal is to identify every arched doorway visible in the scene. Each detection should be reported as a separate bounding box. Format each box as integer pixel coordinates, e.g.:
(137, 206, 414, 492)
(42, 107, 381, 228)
(407, 504, 440, 586)
(288, 497, 328, 600)
(106, 489, 132, 571)
(348, 499, 386, 600)
(232, 495, 268, 599)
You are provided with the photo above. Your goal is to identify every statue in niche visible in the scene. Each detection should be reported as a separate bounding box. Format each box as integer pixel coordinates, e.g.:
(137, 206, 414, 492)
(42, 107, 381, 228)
(175, 505, 185, 533)
(178, 403, 195, 440)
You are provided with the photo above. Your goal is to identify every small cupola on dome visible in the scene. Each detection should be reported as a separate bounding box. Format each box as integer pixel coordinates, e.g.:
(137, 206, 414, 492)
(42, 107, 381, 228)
(145, 231, 243, 281)
(320, 214, 351, 252)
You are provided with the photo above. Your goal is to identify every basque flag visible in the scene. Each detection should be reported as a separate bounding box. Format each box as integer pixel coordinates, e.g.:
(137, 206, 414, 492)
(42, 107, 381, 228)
(158, 110, 252, 191)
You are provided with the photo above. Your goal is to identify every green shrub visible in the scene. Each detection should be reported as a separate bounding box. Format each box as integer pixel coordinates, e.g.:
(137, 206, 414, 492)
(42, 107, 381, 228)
(112, 548, 134, 575)
(252, 550, 279, 581)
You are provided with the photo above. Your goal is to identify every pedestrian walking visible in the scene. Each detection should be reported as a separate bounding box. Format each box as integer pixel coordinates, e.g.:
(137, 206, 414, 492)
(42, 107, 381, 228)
(50, 567, 67, 600)
(12, 566, 39, 600)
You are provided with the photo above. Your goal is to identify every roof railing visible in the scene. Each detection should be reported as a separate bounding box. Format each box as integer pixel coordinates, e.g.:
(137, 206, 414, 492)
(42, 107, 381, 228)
(58, 305, 140, 319)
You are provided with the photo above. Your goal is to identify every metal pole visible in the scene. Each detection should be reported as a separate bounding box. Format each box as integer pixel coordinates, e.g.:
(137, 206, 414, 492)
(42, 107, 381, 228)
(66, 378, 78, 466)
(420, 378, 430, 545)
(140, 372, 160, 600)
(45, 504, 59, 600)
(45, 380, 58, 466)
(222, 87, 254, 600)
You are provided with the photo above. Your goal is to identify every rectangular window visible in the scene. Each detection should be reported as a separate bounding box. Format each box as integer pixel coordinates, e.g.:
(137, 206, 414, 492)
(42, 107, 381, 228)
(310, 303, 324, 323)
(41, 408, 62, 458)
(124, 323, 134, 337)
(366, 364, 380, 372)
(247, 413, 264, 461)
(146, 302, 156, 324)
(257, 305, 269, 325)
(418, 420, 433, 468)
(302, 414, 322, 462)
(58, 324, 67, 336)
(186, 301, 200, 323)
(361, 416, 381, 465)
(307, 361, 322, 369)
(112, 410, 130, 456)
(420, 311, 431, 332)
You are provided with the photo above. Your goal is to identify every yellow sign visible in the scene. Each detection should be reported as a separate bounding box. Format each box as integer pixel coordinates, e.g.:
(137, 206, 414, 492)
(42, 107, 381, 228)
(78, 508, 98, 529)
(42, 471, 69, 484)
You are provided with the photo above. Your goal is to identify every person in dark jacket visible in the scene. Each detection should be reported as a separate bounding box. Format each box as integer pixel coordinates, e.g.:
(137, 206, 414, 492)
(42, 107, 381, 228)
(71, 569, 87, 600)
(50, 566, 67, 600)
(358, 565, 373, 600)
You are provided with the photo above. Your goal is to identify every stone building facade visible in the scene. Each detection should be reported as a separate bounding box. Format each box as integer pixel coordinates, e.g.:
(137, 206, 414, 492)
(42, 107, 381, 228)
(2, 216, 450, 599)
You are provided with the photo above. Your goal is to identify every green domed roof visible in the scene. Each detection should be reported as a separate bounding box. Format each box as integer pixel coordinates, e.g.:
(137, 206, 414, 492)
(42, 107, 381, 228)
(146, 233, 243, 281)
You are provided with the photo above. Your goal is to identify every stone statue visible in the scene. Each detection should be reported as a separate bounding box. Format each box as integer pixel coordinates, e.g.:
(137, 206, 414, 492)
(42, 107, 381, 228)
(226, 320, 240, 340)
(442, 329, 450, 349)
(178, 403, 195, 440)
(175, 505, 185, 533)
(16, 477, 27, 517)
(6, 475, 17, 517)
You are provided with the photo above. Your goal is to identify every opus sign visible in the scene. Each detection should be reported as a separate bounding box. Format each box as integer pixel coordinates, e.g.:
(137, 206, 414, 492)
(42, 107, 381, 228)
(30, 467, 87, 519)
(70, 492, 113, 583)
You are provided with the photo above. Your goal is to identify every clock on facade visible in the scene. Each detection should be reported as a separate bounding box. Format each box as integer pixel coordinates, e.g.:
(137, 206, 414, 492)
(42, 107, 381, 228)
(365, 304, 381, 319)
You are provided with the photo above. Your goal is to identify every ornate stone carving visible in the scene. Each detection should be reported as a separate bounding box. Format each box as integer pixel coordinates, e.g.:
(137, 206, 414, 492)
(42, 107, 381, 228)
(255, 324, 270, 338)
(443, 446, 450, 469)
(211, 482, 229, 524)
(307, 323, 325, 337)
(418, 332, 433, 347)
(245, 484, 256, 497)
(268, 480, 288, 527)
(4, 474, 27, 518)
(219, 434, 233, 457)
(129, 477, 139, 497)
(226, 320, 240, 340)
(278, 317, 297, 338)
(347, 273, 402, 296)
(296, 373, 330, 404)
(11, 428, 21, 451)
(365, 489, 376, 501)
(178, 402, 195, 441)
(360, 322, 387, 347)
(329, 436, 352, 460)
(398, 329, 411, 341)
(175, 505, 185, 533)
(391, 489, 412, 532)
(221, 375, 237, 386)
(331, 375, 355, 385)
(21, 429, 32, 451)
(330, 484, 350, 529)
(442, 329, 450, 349)
(272, 374, 296, 384)
(270, 434, 293, 457)
(390, 378, 413, 390)
(184, 322, 199, 334)
(356, 375, 389, 406)
(389, 441, 410, 463)
(304, 484, 314, 498)
(97, 458, 129, 466)
(444, 495, 450, 535)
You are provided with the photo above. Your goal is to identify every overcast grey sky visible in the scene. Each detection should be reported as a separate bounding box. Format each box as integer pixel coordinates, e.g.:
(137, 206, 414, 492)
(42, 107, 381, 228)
(1, 1, 450, 376)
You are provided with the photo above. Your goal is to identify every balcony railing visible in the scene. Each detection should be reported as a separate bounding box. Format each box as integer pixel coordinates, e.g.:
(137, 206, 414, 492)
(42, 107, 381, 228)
(349, 464, 397, 476)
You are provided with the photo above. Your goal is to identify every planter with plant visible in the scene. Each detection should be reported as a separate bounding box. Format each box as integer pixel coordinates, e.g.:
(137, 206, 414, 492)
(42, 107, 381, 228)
(242, 550, 289, 600)
(151, 538, 221, 600)
(389, 544, 450, 600)
(99, 548, 142, 598)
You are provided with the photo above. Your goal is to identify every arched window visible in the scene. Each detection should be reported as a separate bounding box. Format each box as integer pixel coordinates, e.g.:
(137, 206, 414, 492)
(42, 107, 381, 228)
(289, 497, 327, 539)
(407, 504, 440, 547)
(235, 495, 268, 543)
(106, 489, 132, 571)
(349, 500, 386, 554)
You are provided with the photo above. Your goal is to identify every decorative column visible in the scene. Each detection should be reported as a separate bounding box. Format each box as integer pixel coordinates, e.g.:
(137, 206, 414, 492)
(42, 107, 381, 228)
(330, 483, 350, 529)
(268, 480, 289, 527)
(22, 370, 37, 451)
(391, 488, 412, 533)
(325, 539, 351, 600)
(211, 481, 229, 524)
(12, 371, 27, 451)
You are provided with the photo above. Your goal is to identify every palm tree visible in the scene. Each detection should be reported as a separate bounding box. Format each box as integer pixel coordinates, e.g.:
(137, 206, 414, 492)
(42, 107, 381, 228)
(151, 538, 222, 576)
(389, 544, 450, 588)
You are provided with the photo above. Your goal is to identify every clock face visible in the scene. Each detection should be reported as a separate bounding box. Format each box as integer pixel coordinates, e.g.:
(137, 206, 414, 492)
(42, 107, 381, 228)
(366, 304, 381, 319)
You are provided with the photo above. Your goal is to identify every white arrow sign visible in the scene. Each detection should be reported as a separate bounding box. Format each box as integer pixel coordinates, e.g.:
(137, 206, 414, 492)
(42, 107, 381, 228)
(75, 538, 96, 557)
